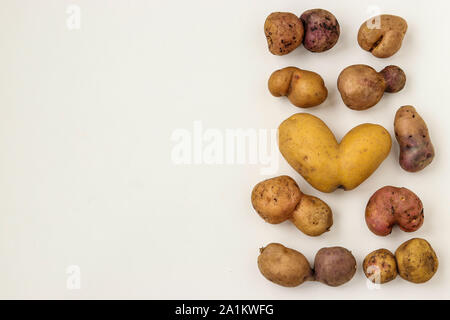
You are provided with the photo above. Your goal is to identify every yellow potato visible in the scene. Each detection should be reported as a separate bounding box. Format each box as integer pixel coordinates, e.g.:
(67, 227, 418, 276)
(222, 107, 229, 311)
(395, 238, 438, 284)
(268, 67, 328, 108)
(278, 113, 391, 193)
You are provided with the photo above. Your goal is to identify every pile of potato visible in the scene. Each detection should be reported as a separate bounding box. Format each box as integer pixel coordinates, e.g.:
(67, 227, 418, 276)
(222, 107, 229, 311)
(252, 8, 438, 288)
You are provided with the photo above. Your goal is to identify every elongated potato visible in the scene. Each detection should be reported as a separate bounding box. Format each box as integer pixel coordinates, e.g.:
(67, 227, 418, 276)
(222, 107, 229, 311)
(394, 106, 435, 172)
(258, 243, 313, 287)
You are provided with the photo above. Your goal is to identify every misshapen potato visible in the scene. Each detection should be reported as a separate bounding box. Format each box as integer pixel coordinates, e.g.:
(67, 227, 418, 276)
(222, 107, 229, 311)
(278, 113, 392, 193)
(338, 65, 406, 110)
(394, 106, 435, 172)
(269, 67, 328, 108)
(300, 9, 340, 52)
(264, 12, 304, 55)
(395, 238, 438, 283)
(314, 247, 357, 287)
(358, 15, 408, 58)
(251, 176, 333, 236)
(363, 249, 397, 284)
(365, 186, 424, 236)
(258, 243, 313, 287)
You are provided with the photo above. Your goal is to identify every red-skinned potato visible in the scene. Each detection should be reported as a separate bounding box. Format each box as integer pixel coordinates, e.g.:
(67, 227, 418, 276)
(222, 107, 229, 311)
(365, 186, 424, 236)
(394, 106, 435, 172)
(300, 9, 340, 52)
(314, 247, 357, 287)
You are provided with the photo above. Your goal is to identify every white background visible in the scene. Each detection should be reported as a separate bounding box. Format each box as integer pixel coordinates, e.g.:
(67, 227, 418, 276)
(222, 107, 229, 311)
(0, 0, 449, 299)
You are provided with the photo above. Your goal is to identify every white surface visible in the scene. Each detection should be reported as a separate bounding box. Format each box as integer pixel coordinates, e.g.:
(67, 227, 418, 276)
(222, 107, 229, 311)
(0, 0, 449, 299)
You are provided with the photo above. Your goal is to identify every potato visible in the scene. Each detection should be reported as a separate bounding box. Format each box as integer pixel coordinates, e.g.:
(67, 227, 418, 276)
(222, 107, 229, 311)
(300, 9, 340, 52)
(278, 113, 392, 193)
(268, 67, 328, 108)
(251, 176, 333, 236)
(264, 12, 304, 55)
(394, 106, 435, 172)
(363, 249, 397, 284)
(251, 176, 302, 224)
(358, 15, 407, 58)
(290, 195, 333, 236)
(365, 186, 424, 236)
(337, 64, 406, 110)
(395, 238, 438, 283)
(314, 247, 357, 287)
(258, 243, 313, 287)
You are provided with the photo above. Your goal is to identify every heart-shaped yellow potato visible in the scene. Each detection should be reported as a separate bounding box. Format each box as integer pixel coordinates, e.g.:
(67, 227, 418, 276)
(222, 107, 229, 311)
(278, 113, 392, 193)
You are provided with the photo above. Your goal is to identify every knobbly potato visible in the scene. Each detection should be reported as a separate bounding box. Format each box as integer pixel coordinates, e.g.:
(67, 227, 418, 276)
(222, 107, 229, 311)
(268, 67, 328, 108)
(365, 186, 424, 236)
(300, 9, 340, 52)
(290, 195, 333, 236)
(278, 113, 391, 193)
(358, 15, 408, 58)
(314, 247, 357, 287)
(363, 249, 397, 284)
(258, 243, 313, 287)
(251, 176, 302, 224)
(394, 106, 435, 172)
(264, 12, 304, 55)
(251, 176, 333, 236)
(395, 238, 438, 283)
(337, 64, 406, 110)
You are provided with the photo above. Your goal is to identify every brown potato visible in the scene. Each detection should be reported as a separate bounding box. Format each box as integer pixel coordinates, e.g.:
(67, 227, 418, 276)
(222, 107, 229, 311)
(337, 64, 406, 110)
(395, 238, 438, 283)
(290, 195, 333, 236)
(365, 186, 424, 236)
(394, 106, 435, 172)
(363, 249, 397, 284)
(358, 15, 408, 58)
(258, 243, 313, 287)
(300, 9, 340, 52)
(264, 12, 304, 55)
(251, 176, 333, 237)
(269, 67, 328, 108)
(251, 176, 302, 224)
(313, 247, 356, 287)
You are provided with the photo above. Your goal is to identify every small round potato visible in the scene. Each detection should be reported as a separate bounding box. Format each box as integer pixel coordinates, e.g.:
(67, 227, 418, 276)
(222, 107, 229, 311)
(365, 186, 424, 236)
(269, 67, 328, 108)
(395, 238, 438, 283)
(358, 15, 408, 58)
(258, 243, 313, 287)
(314, 247, 357, 287)
(337, 64, 406, 110)
(290, 195, 333, 236)
(264, 12, 304, 55)
(394, 106, 435, 172)
(363, 249, 397, 284)
(251, 176, 301, 224)
(300, 9, 340, 52)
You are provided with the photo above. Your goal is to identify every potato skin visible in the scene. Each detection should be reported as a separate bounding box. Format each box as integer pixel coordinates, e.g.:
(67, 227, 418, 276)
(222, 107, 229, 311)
(300, 9, 340, 52)
(251, 176, 302, 224)
(264, 12, 304, 55)
(268, 67, 328, 108)
(395, 238, 438, 283)
(290, 195, 333, 236)
(278, 113, 391, 193)
(365, 186, 424, 236)
(258, 243, 313, 287)
(358, 15, 408, 58)
(394, 106, 435, 172)
(314, 247, 357, 287)
(363, 249, 397, 284)
(338, 64, 406, 110)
